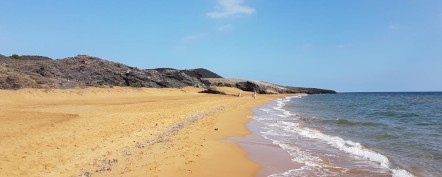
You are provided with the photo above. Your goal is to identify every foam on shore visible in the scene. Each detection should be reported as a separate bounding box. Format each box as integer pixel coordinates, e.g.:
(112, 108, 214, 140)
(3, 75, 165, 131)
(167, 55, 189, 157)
(253, 96, 414, 177)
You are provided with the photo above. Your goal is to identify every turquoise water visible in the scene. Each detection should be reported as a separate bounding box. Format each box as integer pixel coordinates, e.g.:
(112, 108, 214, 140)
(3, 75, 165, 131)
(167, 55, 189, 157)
(253, 92, 442, 177)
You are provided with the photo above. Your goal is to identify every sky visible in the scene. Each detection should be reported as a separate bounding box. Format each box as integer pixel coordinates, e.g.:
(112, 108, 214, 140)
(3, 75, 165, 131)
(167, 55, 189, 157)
(1, 0, 441, 92)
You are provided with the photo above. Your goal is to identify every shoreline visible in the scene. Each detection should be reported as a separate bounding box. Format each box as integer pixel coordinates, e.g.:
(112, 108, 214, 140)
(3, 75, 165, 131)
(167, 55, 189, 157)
(229, 99, 303, 177)
(239, 95, 418, 177)
(229, 119, 302, 177)
(0, 87, 287, 177)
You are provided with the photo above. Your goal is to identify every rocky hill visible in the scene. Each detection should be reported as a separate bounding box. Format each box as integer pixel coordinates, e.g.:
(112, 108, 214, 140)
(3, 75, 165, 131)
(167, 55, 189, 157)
(0, 54, 336, 94)
(202, 78, 336, 94)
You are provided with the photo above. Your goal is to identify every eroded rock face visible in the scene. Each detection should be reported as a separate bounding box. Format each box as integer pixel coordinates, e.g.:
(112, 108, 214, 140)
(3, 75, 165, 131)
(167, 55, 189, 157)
(236, 81, 266, 94)
(203, 78, 337, 94)
(0, 54, 336, 94)
(0, 55, 221, 89)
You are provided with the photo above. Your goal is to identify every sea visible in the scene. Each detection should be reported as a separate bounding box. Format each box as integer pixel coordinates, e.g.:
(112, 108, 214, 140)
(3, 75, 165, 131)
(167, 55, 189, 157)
(250, 92, 442, 177)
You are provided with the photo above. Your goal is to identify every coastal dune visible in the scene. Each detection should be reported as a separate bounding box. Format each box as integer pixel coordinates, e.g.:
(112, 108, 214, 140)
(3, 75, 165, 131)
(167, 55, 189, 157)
(0, 87, 285, 177)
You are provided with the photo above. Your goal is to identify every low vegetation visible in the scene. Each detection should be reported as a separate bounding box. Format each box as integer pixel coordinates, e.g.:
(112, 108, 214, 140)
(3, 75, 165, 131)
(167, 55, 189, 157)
(10, 54, 22, 60)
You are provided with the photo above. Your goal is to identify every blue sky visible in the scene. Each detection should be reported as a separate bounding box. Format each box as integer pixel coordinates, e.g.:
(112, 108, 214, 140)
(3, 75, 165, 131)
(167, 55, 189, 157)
(1, 0, 441, 92)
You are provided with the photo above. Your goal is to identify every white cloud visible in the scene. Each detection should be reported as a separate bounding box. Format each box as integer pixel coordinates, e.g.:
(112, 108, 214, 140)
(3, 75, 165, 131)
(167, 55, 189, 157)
(181, 33, 209, 42)
(207, 0, 255, 18)
(336, 44, 347, 49)
(218, 24, 234, 31)
(302, 43, 313, 48)
(176, 33, 209, 52)
(174, 45, 186, 52)
(336, 44, 351, 51)
(389, 24, 400, 31)
(298, 43, 313, 52)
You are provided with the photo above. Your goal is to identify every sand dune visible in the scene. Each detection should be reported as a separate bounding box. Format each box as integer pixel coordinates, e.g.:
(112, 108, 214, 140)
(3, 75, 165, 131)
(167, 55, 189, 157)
(0, 87, 286, 177)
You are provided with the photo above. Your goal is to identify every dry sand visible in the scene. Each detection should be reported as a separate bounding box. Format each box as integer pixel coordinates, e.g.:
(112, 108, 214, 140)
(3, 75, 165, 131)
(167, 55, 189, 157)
(0, 87, 287, 177)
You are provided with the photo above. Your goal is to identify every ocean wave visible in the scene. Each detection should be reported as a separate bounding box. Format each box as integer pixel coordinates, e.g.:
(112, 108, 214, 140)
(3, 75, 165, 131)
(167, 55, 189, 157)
(256, 96, 415, 177)
(280, 121, 414, 176)
(368, 111, 420, 118)
(333, 118, 387, 127)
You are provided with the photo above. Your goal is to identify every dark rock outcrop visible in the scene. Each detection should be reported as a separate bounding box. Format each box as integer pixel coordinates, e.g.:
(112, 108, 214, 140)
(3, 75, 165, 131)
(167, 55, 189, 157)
(0, 54, 336, 94)
(0, 55, 217, 89)
(284, 86, 337, 94)
(199, 88, 226, 95)
(18, 55, 52, 61)
(236, 81, 267, 94)
(203, 78, 336, 94)
(182, 68, 222, 79)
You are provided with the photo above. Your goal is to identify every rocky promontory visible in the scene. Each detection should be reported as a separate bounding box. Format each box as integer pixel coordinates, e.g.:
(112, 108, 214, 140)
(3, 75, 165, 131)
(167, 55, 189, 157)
(0, 54, 336, 94)
(202, 78, 336, 94)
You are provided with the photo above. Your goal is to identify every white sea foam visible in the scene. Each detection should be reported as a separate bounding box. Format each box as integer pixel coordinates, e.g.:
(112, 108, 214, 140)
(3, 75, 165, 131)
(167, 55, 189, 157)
(277, 143, 323, 167)
(268, 166, 326, 177)
(254, 95, 415, 177)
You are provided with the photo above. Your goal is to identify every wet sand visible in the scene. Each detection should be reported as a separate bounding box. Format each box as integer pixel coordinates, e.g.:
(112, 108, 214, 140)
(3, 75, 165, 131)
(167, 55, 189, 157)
(230, 119, 303, 177)
(0, 87, 286, 177)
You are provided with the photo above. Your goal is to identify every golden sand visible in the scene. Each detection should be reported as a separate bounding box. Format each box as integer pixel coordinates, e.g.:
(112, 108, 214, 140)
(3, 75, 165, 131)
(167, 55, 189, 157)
(0, 87, 287, 177)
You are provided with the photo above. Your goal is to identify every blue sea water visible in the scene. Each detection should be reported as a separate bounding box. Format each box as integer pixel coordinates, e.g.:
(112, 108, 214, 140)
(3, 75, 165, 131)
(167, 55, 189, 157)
(253, 92, 442, 177)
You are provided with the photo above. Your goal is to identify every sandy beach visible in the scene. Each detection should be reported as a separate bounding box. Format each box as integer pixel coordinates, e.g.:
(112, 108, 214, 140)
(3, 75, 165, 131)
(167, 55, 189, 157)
(0, 87, 287, 177)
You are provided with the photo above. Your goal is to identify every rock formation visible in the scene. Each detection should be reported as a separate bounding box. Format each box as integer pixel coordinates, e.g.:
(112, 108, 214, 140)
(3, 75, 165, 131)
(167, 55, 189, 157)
(202, 78, 336, 94)
(0, 54, 336, 94)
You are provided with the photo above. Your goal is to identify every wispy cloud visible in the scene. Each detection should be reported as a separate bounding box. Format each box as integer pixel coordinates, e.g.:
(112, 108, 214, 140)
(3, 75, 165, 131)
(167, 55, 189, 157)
(181, 33, 209, 42)
(297, 43, 314, 52)
(207, 0, 255, 19)
(175, 32, 209, 52)
(218, 24, 234, 31)
(389, 24, 400, 31)
(336, 44, 347, 49)
(335, 44, 351, 51)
